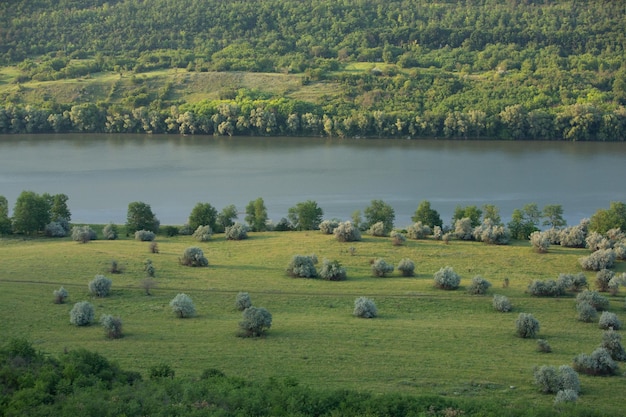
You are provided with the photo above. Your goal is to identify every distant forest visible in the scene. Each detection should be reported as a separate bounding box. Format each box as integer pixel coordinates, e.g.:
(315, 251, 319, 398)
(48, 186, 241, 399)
(1, 0, 625, 140)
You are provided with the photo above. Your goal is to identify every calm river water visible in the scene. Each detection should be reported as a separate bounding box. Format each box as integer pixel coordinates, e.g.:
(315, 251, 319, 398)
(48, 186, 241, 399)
(1, 134, 625, 228)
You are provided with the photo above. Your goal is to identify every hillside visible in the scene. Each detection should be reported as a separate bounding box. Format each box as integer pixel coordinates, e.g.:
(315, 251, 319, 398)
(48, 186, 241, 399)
(1, 0, 625, 140)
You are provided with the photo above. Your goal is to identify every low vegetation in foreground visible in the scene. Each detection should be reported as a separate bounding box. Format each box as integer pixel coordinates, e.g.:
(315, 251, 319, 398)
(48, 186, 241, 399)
(1, 223, 625, 415)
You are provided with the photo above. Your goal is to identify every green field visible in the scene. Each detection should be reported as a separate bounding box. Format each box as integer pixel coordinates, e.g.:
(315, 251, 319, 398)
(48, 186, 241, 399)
(1, 231, 625, 413)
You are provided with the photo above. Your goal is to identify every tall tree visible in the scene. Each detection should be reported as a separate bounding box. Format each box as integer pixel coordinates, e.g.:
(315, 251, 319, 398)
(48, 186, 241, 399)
(288, 200, 324, 231)
(364, 199, 395, 234)
(0, 196, 12, 234)
(12, 191, 51, 234)
(589, 202, 626, 233)
(245, 197, 268, 232)
(412, 200, 442, 228)
(188, 202, 218, 231)
(126, 201, 159, 233)
(542, 204, 566, 228)
(216, 204, 238, 233)
(452, 205, 482, 227)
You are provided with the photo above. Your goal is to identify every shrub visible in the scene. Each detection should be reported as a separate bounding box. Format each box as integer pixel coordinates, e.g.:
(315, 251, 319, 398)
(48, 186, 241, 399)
(586, 231, 611, 252)
(45, 221, 68, 237)
(192, 225, 212, 241)
(467, 275, 492, 295)
(150, 363, 175, 380)
(537, 339, 552, 353)
(163, 225, 179, 237)
(397, 258, 415, 277)
(103, 223, 118, 240)
(406, 222, 431, 239)
(140, 277, 157, 295)
(239, 306, 272, 337)
(576, 302, 598, 322)
(598, 311, 622, 330)
(353, 297, 377, 318)
(554, 389, 578, 405)
(371, 258, 394, 277)
(516, 313, 540, 338)
(70, 301, 95, 326)
(144, 259, 155, 277)
(369, 221, 386, 237)
(225, 223, 248, 240)
(149, 241, 159, 254)
(390, 230, 406, 246)
(533, 365, 559, 393)
(318, 259, 347, 281)
(108, 260, 123, 274)
(614, 242, 626, 260)
(558, 365, 580, 393)
(529, 231, 550, 253)
(579, 248, 616, 271)
(334, 221, 361, 242)
(169, 293, 196, 318)
(53, 286, 68, 304)
(71, 225, 96, 243)
(286, 254, 318, 278)
(433, 225, 443, 240)
(573, 347, 619, 376)
(454, 217, 473, 240)
(527, 279, 566, 297)
(235, 292, 252, 311)
(100, 314, 123, 339)
(559, 272, 588, 292)
(433, 266, 461, 290)
(180, 247, 208, 267)
(576, 290, 610, 311)
(543, 228, 562, 245)
(473, 220, 510, 245)
(135, 229, 156, 241)
(88, 275, 112, 297)
(493, 294, 512, 312)
(319, 219, 339, 234)
(608, 274, 624, 295)
(559, 224, 587, 248)
(178, 224, 193, 235)
(595, 268, 615, 292)
(273, 217, 293, 231)
(601, 328, 626, 361)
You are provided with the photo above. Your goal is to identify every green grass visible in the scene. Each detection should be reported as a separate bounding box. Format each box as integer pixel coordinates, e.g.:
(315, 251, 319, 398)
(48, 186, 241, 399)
(0, 231, 625, 413)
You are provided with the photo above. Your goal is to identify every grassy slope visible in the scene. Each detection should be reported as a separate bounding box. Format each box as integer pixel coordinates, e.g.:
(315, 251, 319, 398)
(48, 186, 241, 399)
(0, 231, 625, 413)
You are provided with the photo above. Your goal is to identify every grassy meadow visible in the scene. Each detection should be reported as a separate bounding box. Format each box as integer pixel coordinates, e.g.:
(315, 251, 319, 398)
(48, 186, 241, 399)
(1, 230, 625, 413)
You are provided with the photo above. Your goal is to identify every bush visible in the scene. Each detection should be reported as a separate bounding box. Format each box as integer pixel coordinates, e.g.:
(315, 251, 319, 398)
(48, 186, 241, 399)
(319, 219, 339, 234)
(573, 347, 619, 376)
(390, 230, 406, 246)
(71, 225, 96, 243)
(537, 339, 552, 353)
(554, 389, 578, 405)
(334, 221, 361, 242)
(70, 301, 95, 326)
(579, 248, 616, 271)
(273, 217, 293, 231)
(180, 247, 208, 267)
(595, 268, 615, 292)
(493, 294, 512, 312)
(235, 292, 252, 311)
(135, 229, 156, 241)
(473, 219, 510, 245)
(108, 260, 123, 274)
(103, 223, 118, 240)
(100, 314, 123, 339)
(140, 277, 157, 295)
(598, 311, 622, 330)
(239, 306, 272, 337)
(318, 259, 347, 281)
(576, 302, 598, 322)
(529, 231, 550, 253)
(169, 293, 196, 318)
(533, 365, 559, 393)
(558, 365, 580, 393)
(433, 225, 443, 240)
(163, 225, 179, 237)
(144, 259, 155, 277)
(516, 313, 540, 338)
(354, 297, 377, 318)
(150, 363, 175, 379)
(45, 221, 68, 237)
(527, 279, 566, 297)
(371, 258, 394, 277)
(559, 272, 588, 292)
(601, 328, 626, 361)
(286, 254, 318, 278)
(467, 275, 492, 295)
(88, 274, 112, 297)
(559, 224, 587, 248)
(178, 224, 193, 235)
(149, 241, 159, 253)
(53, 286, 68, 304)
(225, 222, 248, 240)
(406, 222, 431, 239)
(369, 221, 386, 237)
(397, 258, 415, 277)
(454, 217, 473, 240)
(192, 225, 212, 241)
(576, 290, 610, 311)
(586, 231, 611, 252)
(433, 266, 460, 290)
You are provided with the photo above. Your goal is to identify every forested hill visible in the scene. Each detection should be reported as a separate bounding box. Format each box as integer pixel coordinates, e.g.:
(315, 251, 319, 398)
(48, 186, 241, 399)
(1, 0, 625, 140)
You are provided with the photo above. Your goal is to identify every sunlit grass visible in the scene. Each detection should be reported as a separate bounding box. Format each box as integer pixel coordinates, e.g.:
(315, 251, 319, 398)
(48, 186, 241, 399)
(0, 231, 624, 413)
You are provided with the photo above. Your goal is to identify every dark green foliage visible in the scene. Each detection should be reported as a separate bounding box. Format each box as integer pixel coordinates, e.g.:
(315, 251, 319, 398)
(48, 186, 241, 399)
(508, 203, 540, 240)
(188, 202, 218, 232)
(162, 225, 179, 237)
(589, 202, 626, 234)
(126, 201, 159, 233)
(245, 197, 268, 232)
(412, 200, 442, 228)
(288, 200, 324, 231)
(273, 217, 294, 231)
(453, 205, 482, 228)
(0, 195, 12, 234)
(149, 363, 175, 380)
(363, 200, 395, 235)
(11, 190, 51, 234)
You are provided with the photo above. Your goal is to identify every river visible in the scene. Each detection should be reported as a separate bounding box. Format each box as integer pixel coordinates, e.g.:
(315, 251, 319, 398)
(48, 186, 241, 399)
(1, 134, 625, 228)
